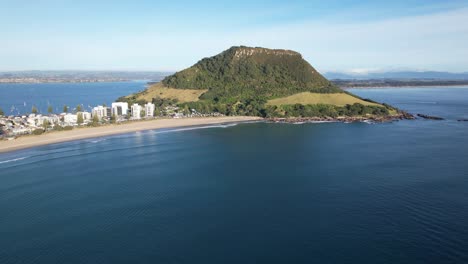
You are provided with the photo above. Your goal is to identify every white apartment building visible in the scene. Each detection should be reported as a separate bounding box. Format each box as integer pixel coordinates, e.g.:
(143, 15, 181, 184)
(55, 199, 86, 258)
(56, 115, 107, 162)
(145, 103, 155, 118)
(77, 111, 91, 121)
(111, 102, 129, 116)
(92, 105, 107, 120)
(64, 113, 77, 124)
(131, 103, 142, 119)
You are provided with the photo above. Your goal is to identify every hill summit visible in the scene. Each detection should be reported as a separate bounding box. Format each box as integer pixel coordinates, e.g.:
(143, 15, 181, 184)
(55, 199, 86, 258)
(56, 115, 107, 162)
(161, 46, 341, 101)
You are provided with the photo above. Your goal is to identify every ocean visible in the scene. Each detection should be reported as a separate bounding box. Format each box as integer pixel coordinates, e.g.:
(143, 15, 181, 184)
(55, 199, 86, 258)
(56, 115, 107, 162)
(1, 85, 468, 263)
(0, 81, 146, 115)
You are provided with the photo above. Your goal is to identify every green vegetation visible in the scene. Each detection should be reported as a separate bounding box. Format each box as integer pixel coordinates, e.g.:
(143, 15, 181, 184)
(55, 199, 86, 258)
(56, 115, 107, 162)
(63, 105, 68, 113)
(77, 113, 84, 124)
(0, 107, 4, 116)
(76, 104, 83, 112)
(92, 115, 99, 126)
(264, 103, 389, 118)
(125, 46, 398, 118)
(31, 105, 38, 114)
(42, 119, 50, 130)
(110, 114, 116, 123)
(47, 105, 53, 114)
(32, 129, 44, 135)
(163, 46, 340, 102)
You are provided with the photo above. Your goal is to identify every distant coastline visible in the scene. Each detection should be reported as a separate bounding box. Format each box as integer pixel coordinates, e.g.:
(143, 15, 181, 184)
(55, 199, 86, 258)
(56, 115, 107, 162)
(0, 79, 132, 84)
(333, 79, 468, 88)
(0, 116, 261, 153)
(0, 70, 171, 84)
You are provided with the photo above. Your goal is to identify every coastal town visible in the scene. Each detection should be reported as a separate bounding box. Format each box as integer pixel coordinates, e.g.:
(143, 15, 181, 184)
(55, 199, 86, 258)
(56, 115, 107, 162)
(0, 102, 224, 139)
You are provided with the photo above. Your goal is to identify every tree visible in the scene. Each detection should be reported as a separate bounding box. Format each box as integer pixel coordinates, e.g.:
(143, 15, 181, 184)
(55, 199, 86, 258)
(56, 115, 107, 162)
(110, 114, 116, 123)
(31, 105, 38, 114)
(183, 105, 190, 116)
(77, 113, 84, 125)
(42, 119, 50, 130)
(0, 107, 4, 116)
(140, 110, 146, 118)
(47, 105, 53, 114)
(63, 105, 68, 113)
(76, 104, 82, 112)
(92, 115, 99, 124)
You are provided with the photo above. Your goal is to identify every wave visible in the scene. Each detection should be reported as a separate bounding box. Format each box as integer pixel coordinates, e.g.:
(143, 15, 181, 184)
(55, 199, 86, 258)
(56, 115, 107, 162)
(87, 138, 107, 143)
(154, 123, 238, 134)
(0, 156, 29, 164)
(415, 101, 438, 104)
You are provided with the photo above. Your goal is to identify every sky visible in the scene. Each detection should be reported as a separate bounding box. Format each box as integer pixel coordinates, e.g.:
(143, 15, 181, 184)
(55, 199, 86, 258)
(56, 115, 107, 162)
(1, 0, 468, 73)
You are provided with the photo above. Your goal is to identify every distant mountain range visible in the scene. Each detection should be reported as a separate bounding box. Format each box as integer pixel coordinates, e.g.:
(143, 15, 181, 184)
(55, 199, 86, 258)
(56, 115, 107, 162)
(324, 71, 468, 80)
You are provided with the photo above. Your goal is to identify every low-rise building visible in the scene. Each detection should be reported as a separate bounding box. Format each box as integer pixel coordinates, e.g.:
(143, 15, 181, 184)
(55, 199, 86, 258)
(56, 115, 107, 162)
(64, 113, 77, 124)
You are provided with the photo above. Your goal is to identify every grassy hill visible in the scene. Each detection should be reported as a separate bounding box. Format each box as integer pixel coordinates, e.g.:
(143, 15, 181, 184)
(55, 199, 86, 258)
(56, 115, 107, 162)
(123, 46, 398, 118)
(161, 46, 340, 102)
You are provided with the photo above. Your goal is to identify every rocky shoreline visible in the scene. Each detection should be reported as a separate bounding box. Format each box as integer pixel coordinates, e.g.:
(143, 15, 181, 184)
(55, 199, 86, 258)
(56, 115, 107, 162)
(266, 112, 415, 124)
(416, 114, 445, 120)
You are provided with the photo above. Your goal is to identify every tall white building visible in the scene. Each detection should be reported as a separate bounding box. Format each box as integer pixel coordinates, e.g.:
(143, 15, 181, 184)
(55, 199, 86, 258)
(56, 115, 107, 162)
(131, 103, 142, 119)
(77, 111, 91, 121)
(145, 103, 155, 118)
(111, 102, 129, 116)
(92, 105, 107, 120)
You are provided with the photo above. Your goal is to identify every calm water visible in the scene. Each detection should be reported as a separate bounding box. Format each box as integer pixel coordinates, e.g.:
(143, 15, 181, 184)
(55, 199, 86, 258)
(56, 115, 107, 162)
(0, 81, 146, 115)
(1, 87, 468, 263)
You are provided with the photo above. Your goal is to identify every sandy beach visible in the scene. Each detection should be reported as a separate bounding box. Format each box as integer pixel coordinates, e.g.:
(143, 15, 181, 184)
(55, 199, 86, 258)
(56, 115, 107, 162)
(0, 116, 262, 153)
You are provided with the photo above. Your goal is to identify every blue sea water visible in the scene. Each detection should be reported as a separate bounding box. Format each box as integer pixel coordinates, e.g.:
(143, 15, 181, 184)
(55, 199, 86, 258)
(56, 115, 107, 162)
(0, 81, 146, 115)
(1, 86, 468, 263)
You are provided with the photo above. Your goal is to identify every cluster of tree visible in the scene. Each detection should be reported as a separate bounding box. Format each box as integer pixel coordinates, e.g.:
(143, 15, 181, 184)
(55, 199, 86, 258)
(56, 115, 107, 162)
(179, 97, 268, 116)
(25, 104, 85, 115)
(116, 94, 147, 106)
(264, 103, 390, 118)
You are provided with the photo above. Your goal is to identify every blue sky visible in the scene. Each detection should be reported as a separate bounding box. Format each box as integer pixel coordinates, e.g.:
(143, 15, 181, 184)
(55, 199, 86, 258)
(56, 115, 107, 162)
(1, 0, 468, 73)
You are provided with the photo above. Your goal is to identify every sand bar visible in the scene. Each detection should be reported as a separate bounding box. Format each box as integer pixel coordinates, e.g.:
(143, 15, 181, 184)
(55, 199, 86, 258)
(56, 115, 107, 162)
(0, 116, 262, 153)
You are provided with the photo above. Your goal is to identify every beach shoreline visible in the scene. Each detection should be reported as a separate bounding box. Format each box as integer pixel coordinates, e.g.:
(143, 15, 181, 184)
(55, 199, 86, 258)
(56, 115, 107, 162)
(0, 116, 262, 153)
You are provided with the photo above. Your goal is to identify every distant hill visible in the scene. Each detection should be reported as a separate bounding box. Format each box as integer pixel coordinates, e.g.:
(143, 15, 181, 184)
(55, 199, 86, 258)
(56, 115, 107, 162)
(324, 71, 468, 80)
(125, 47, 400, 119)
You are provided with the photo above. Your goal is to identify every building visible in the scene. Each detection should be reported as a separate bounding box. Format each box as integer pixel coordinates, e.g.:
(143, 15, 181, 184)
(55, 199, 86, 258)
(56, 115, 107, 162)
(145, 103, 155, 118)
(131, 104, 142, 120)
(64, 113, 77, 124)
(77, 111, 91, 121)
(111, 102, 128, 117)
(92, 106, 107, 120)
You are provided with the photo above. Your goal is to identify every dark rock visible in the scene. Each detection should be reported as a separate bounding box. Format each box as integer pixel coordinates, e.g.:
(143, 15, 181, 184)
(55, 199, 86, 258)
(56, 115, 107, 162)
(458, 119, 468, 122)
(417, 114, 444, 120)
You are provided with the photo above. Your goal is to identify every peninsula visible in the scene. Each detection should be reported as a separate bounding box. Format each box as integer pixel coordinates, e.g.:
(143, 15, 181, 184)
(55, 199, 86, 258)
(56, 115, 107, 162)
(122, 46, 410, 121)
